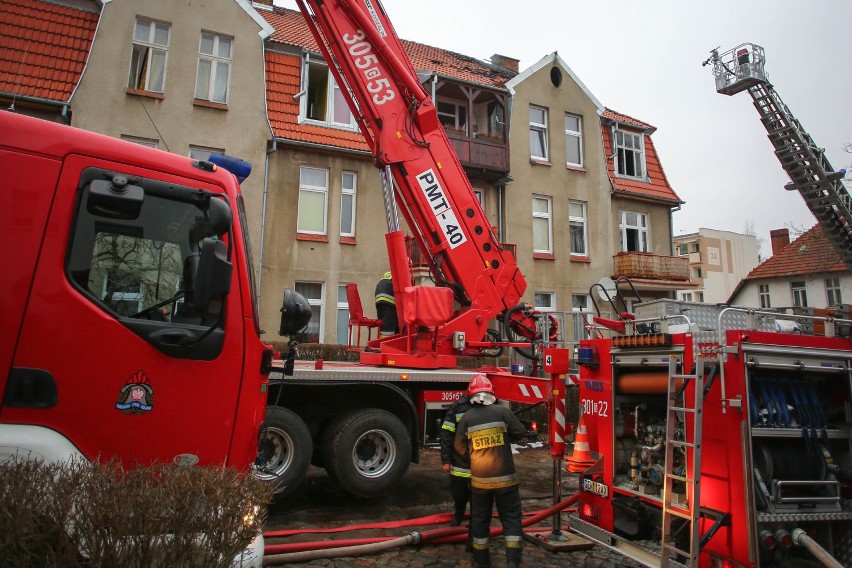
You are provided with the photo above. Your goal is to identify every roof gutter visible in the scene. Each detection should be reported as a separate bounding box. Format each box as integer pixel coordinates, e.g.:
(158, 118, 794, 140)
(272, 137, 372, 158)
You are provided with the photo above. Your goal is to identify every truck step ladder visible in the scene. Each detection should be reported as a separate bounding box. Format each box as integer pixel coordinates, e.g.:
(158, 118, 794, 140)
(660, 358, 704, 567)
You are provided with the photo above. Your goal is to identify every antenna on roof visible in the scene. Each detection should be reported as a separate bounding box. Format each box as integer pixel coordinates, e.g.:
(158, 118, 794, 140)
(8, 43, 30, 112)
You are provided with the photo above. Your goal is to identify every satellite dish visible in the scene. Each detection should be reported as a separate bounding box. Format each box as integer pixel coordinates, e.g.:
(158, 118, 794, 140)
(597, 277, 617, 301)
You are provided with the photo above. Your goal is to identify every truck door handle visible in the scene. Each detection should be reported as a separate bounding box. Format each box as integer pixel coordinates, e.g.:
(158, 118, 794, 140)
(149, 328, 196, 347)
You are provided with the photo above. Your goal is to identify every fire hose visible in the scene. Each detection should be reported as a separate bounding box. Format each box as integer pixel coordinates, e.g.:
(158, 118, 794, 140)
(262, 493, 578, 565)
(792, 528, 844, 568)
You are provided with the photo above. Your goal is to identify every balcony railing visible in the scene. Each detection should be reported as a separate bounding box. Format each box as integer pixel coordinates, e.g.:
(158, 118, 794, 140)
(613, 251, 690, 282)
(445, 128, 508, 174)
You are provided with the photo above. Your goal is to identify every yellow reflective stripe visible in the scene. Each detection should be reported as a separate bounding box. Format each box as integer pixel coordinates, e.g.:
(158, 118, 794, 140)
(472, 539, 489, 549)
(449, 466, 471, 478)
(441, 421, 456, 432)
(506, 539, 523, 548)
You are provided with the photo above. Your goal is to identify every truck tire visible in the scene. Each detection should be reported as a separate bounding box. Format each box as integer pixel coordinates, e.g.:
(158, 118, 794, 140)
(322, 409, 411, 498)
(255, 407, 312, 495)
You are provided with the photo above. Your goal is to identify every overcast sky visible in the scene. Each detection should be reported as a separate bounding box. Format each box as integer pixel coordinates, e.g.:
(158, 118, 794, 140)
(274, 0, 852, 256)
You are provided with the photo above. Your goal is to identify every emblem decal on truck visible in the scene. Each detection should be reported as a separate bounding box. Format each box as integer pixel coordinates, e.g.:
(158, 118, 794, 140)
(115, 370, 154, 414)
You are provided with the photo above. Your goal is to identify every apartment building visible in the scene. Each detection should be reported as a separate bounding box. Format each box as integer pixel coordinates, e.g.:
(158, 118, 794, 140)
(2, 0, 691, 345)
(674, 228, 759, 303)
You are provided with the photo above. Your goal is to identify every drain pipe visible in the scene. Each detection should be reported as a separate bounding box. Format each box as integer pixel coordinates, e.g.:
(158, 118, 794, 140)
(792, 528, 844, 568)
(257, 139, 277, 309)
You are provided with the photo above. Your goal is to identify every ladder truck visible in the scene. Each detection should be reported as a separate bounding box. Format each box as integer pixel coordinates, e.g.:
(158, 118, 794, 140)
(704, 43, 852, 268)
(258, 0, 570, 498)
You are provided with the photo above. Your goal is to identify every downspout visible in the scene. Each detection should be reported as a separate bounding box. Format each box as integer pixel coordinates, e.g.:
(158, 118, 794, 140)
(68, 0, 111, 124)
(258, 139, 277, 309)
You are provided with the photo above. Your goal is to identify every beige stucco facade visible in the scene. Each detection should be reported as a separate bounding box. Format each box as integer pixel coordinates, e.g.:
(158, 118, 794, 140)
(504, 53, 615, 325)
(675, 229, 759, 303)
(70, 0, 273, 286)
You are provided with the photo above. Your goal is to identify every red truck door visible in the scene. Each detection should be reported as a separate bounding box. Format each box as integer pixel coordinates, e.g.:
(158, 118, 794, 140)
(3, 154, 250, 468)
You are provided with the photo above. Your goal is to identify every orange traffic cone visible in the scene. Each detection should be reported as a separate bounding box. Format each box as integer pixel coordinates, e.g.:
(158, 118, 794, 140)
(566, 413, 596, 473)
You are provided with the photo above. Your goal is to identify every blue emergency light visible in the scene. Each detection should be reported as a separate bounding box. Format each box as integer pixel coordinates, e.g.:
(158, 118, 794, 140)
(208, 153, 252, 184)
(577, 346, 598, 369)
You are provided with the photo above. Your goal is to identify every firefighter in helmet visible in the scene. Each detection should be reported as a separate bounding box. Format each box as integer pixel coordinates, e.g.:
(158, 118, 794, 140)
(374, 270, 398, 336)
(440, 392, 472, 527)
(454, 374, 526, 568)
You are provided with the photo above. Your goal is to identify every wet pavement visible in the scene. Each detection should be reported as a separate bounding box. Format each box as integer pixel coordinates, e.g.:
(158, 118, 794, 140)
(264, 444, 644, 567)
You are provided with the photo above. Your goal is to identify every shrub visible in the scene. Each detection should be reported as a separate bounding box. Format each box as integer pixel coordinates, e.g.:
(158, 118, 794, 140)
(0, 458, 273, 568)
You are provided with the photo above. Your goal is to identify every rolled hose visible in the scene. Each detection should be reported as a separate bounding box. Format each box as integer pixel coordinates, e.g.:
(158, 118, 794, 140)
(262, 493, 579, 565)
(792, 528, 844, 568)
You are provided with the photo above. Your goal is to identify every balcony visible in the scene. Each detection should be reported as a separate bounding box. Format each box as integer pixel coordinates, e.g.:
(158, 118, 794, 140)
(445, 127, 509, 176)
(612, 252, 691, 288)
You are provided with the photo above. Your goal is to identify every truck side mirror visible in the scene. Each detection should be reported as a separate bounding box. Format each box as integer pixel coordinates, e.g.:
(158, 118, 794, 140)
(192, 237, 232, 311)
(87, 175, 144, 219)
(206, 196, 232, 236)
(279, 288, 312, 336)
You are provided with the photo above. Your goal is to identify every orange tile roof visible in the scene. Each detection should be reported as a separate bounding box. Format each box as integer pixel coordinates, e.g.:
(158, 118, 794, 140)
(260, 7, 513, 145)
(601, 108, 682, 205)
(0, 0, 98, 103)
(744, 224, 847, 280)
(265, 50, 369, 151)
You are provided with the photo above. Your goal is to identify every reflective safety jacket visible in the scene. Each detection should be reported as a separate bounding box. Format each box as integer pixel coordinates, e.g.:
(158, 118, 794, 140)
(453, 402, 526, 490)
(439, 395, 472, 478)
(374, 271, 395, 305)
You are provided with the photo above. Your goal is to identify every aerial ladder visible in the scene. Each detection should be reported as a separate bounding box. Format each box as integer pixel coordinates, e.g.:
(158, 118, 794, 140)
(294, 0, 538, 369)
(705, 43, 852, 268)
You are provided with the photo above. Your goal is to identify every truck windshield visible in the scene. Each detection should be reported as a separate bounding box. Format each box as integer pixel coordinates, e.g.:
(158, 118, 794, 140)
(67, 176, 228, 327)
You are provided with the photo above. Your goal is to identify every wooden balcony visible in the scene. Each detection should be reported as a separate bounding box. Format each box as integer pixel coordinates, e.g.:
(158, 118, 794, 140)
(613, 251, 690, 283)
(445, 128, 509, 177)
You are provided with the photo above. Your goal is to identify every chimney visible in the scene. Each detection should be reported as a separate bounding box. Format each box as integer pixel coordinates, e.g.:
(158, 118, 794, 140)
(490, 54, 519, 74)
(770, 228, 790, 256)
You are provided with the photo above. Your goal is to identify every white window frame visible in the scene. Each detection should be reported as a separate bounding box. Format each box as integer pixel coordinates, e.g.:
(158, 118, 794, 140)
(336, 283, 350, 344)
(128, 19, 170, 93)
(681, 292, 693, 302)
(302, 57, 356, 130)
(297, 166, 329, 235)
(437, 99, 467, 132)
(188, 145, 225, 162)
(565, 113, 583, 167)
(532, 195, 553, 254)
(614, 129, 645, 179)
(529, 105, 548, 161)
(791, 281, 808, 308)
(620, 210, 649, 252)
(473, 189, 485, 209)
(758, 284, 771, 308)
(295, 281, 324, 342)
(826, 277, 842, 306)
(195, 32, 232, 104)
(120, 135, 158, 148)
(568, 200, 587, 256)
(534, 292, 555, 312)
(340, 171, 357, 238)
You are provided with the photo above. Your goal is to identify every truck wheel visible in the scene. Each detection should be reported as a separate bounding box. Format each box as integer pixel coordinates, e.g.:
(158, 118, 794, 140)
(323, 409, 411, 498)
(255, 407, 312, 495)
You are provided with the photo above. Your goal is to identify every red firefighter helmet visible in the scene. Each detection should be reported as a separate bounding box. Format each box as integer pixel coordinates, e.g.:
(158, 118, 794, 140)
(468, 374, 493, 396)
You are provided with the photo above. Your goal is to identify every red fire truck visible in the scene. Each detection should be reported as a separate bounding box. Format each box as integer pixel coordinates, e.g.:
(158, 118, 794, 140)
(570, 302, 852, 567)
(0, 110, 278, 475)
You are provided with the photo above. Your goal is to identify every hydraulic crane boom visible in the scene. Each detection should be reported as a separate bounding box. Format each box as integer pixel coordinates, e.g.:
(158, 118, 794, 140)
(706, 43, 852, 268)
(295, 0, 527, 366)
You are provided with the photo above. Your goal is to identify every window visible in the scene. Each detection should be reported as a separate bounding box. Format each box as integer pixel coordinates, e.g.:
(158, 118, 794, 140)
(691, 243, 700, 253)
(121, 135, 158, 148)
(195, 32, 232, 104)
(128, 19, 170, 93)
(693, 267, 703, 278)
(340, 172, 357, 237)
(529, 105, 548, 161)
(620, 211, 648, 252)
(297, 166, 328, 234)
(336, 284, 350, 344)
(437, 100, 467, 132)
(569, 201, 587, 256)
(681, 292, 693, 302)
(189, 145, 224, 162)
(534, 292, 555, 311)
(759, 284, 771, 308)
(677, 243, 688, 255)
(473, 189, 484, 208)
(295, 281, 323, 342)
(572, 295, 592, 340)
(532, 195, 552, 254)
(791, 281, 808, 308)
(304, 59, 355, 128)
(487, 101, 505, 138)
(565, 113, 583, 167)
(614, 130, 645, 179)
(826, 277, 842, 306)
(696, 292, 704, 302)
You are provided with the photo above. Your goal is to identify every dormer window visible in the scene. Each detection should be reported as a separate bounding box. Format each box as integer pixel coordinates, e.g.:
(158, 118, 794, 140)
(302, 58, 356, 130)
(614, 129, 645, 179)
